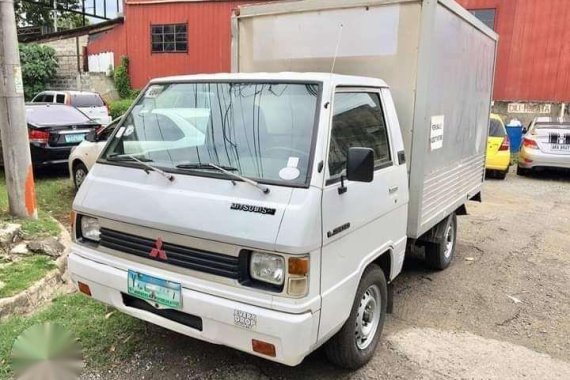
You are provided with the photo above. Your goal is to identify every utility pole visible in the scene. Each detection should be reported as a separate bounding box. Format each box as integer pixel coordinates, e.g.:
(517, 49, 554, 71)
(0, 0, 37, 219)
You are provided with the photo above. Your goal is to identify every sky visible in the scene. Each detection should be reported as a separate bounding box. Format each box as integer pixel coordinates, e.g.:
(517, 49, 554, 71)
(83, 0, 122, 24)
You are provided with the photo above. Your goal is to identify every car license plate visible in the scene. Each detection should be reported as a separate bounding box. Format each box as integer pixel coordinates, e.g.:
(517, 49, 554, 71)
(127, 270, 182, 309)
(65, 133, 86, 143)
(551, 144, 570, 151)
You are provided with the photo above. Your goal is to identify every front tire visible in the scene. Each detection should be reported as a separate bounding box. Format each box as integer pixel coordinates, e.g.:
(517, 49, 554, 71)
(73, 162, 89, 190)
(325, 265, 387, 369)
(424, 213, 457, 270)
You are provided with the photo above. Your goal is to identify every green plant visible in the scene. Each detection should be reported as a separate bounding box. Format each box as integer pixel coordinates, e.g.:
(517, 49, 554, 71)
(19, 44, 59, 100)
(108, 98, 135, 119)
(0, 294, 145, 378)
(0, 256, 56, 298)
(113, 56, 132, 99)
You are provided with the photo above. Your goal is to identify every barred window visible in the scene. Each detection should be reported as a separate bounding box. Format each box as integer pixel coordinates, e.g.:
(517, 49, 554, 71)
(151, 24, 188, 53)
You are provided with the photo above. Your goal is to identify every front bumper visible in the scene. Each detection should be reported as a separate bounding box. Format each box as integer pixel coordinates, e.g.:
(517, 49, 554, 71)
(68, 249, 320, 366)
(518, 147, 570, 170)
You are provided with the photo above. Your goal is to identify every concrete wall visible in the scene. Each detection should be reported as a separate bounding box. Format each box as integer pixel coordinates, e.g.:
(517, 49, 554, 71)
(40, 35, 88, 76)
(48, 72, 119, 101)
(38, 35, 118, 100)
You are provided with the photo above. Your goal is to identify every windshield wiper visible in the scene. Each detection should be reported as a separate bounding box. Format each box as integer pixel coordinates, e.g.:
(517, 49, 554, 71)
(108, 154, 175, 182)
(175, 163, 239, 171)
(176, 162, 270, 194)
(107, 154, 153, 162)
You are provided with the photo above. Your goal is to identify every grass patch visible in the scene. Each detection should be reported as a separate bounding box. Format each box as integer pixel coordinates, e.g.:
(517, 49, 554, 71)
(0, 294, 145, 379)
(0, 256, 56, 298)
(0, 171, 74, 236)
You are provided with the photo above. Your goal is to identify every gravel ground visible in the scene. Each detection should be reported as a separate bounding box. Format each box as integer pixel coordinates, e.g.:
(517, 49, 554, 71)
(82, 168, 570, 380)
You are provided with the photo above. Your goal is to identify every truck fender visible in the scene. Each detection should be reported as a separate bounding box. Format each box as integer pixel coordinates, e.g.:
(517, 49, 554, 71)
(317, 247, 395, 345)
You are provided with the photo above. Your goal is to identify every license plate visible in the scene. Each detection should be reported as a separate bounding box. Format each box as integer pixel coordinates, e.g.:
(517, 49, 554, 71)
(127, 270, 182, 309)
(551, 144, 570, 151)
(65, 133, 86, 143)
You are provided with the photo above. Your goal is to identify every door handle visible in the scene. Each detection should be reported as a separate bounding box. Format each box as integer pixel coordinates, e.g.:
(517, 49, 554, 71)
(389, 186, 399, 194)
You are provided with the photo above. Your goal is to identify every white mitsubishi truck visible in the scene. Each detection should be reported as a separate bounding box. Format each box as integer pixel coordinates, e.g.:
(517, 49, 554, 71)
(68, 0, 497, 369)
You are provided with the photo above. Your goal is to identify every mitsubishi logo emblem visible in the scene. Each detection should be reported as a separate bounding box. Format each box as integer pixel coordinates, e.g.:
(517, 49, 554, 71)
(149, 237, 167, 260)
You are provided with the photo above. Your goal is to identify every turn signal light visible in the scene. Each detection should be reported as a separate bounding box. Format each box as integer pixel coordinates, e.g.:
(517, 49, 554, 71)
(70, 211, 76, 230)
(288, 257, 309, 275)
(252, 339, 276, 357)
(78, 282, 92, 296)
(523, 138, 538, 149)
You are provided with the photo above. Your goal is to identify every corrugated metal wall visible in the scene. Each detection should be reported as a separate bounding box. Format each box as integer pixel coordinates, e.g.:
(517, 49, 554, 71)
(87, 23, 128, 69)
(87, 1, 261, 88)
(458, 0, 570, 102)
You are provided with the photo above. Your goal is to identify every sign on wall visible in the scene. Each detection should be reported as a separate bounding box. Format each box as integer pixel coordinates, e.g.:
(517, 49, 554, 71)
(430, 115, 445, 151)
(507, 103, 552, 114)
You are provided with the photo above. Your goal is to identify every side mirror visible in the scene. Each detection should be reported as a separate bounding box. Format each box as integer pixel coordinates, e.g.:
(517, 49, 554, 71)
(85, 130, 97, 143)
(522, 127, 528, 134)
(347, 147, 375, 183)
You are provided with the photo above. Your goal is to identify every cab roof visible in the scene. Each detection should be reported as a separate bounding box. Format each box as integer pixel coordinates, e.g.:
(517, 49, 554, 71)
(150, 72, 389, 89)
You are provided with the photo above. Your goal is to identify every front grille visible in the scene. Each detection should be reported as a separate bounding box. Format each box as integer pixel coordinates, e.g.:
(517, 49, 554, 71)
(122, 293, 203, 331)
(100, 228, 240, 279)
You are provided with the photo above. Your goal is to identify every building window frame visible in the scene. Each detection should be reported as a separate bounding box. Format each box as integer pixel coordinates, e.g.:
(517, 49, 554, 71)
(151, 23, 188, 54)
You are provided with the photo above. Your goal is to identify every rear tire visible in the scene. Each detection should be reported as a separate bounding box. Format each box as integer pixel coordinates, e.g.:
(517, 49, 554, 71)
(325, 265, 387, 370)
(497, 169, 508, 180)
(424, 213, 457, 270)
(516, 166, 529, 176)
(73, 162, 89, 190)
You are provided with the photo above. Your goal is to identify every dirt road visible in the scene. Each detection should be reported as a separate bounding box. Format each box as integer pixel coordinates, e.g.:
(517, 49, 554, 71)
(83, 169, 570, 379)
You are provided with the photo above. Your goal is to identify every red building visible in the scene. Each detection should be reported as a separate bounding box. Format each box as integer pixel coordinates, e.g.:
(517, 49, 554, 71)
(88, 0, 570, 117)
(87, 0, 261, 89)
(457, 0, 570, 103)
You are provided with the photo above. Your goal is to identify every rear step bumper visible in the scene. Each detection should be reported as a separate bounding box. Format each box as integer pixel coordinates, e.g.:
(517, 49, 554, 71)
(519, 147, 570, 169)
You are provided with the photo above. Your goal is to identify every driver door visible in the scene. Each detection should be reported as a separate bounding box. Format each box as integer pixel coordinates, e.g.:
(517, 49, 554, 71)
(318, 88, 408, 339)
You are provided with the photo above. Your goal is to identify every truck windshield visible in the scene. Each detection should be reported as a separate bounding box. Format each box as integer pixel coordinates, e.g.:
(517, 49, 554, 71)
(102, 82, 320, 186)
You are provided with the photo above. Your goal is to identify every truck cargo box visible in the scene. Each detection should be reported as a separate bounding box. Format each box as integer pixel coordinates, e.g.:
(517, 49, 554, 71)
(232, 0, 498, 238)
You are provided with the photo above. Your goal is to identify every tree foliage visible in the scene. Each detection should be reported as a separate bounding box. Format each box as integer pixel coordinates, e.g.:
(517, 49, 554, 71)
(15, 0, 87, 29)
(113, 56, 132, 99)
(19, 44, 59, 100)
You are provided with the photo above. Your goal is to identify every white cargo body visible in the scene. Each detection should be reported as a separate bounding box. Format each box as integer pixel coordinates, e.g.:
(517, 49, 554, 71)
(232, 0, 498, 238)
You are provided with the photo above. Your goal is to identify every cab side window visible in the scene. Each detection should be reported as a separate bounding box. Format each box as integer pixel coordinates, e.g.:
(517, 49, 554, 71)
(56, 94, 66, 104)
(328, 92, 392, 178)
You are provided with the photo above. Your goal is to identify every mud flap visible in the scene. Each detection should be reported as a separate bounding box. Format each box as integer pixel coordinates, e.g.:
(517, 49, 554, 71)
(386, 282, 394, 314)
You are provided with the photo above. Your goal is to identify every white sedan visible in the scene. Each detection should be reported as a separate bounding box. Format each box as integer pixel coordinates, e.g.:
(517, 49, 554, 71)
(68, 118, 119, 189)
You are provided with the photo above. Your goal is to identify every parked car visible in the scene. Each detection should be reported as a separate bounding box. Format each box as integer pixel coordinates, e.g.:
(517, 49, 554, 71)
(31, 90, 112, 125)
(485, 114, 510, 179)
(517, 116, 570, 175)
(69, 118, 120, 189)
(24, 104, 100, 167)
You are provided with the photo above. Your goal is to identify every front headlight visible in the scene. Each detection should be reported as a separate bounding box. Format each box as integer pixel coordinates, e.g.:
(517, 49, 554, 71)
(80, 216, 101, 242)
(249, 252, 285, 286)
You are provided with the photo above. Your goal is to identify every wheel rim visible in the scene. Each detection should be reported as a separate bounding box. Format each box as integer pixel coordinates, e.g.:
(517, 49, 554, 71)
(355, 284, 381, 350)
(75, 168, 87, 187)
(443, 221, 455, 259)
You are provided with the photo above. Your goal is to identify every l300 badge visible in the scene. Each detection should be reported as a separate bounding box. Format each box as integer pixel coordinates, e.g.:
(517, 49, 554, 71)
(230, 203, 276, 215)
